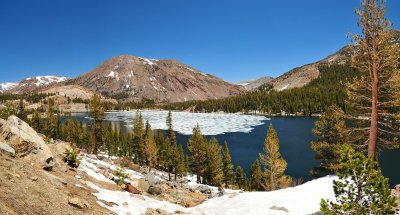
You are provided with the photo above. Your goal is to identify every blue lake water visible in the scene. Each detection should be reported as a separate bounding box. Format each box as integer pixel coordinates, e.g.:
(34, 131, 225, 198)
(70, 113, 400, 187)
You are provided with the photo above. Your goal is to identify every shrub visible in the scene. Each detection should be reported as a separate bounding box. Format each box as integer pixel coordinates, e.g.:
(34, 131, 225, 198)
(63, 149, 80, 168)
(114, 167, 129, 185)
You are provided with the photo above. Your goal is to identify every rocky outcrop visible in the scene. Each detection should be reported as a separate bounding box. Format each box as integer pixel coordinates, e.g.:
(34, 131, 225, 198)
(0, 142, 15, 157)
(0, 115, 54, 170)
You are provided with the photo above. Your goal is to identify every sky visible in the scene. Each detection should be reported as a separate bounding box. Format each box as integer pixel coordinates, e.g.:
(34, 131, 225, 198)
(0, 0, 399, 83)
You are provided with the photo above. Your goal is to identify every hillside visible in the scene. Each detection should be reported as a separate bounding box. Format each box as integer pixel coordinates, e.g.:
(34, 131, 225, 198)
(65, 55, 243, 103)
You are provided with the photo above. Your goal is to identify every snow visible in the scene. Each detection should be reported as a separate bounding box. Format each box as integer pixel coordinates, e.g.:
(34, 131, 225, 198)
(237, 82, 250, 86)
(108, 71, 119, 80)
(139, 57, 157, 66)
(78, 153, 336, 215)
(278, 84, 290, 91)
(0, 82, 18, 92)
(86, 172, 336, 215)
(104, 111, 269, 135)
(33, 76, 67, 86)
(128, 70, 134, 78)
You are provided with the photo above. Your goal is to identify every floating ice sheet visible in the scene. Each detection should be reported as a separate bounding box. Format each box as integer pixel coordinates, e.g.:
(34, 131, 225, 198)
(105, 111, 269, 135)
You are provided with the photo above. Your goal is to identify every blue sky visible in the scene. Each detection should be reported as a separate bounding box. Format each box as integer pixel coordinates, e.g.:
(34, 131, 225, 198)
(0, 0, 399, 83)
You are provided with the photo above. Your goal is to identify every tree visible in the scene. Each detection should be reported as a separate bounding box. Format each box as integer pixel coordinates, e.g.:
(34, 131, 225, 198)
(206, 137, 224, 186)
(0, 102, 15, 120)
(348, 0, 400, 158)
(187, 124, 208, 183)
(259, 124, 291, 191)
(165, 110, 178, 181)
(320, 145, 396, 215)
(250, 159, 262, 191)
(88, 94, 105, 155)
(144, 120, 158, 172)
(132, 111, 145, 164)
(17, 98, 26, 121)
(222, 141, 235, 188)
(173, 144, 187, 178)
(235, 166, 246, 189)
(311, 105, 349, 174)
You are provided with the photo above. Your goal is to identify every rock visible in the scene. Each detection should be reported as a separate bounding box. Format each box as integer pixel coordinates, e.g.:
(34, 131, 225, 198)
(138, 178, 150, 192)
(218, 187, 227, 197)
(270, 206, 289, 212)
(144, 172, 158, 186)
(148, 186, 162, 195)
(0, 118, 6, 127)
(130, 194, 145, 200)
(125, 184, 142, 194)
(395, 184, 400, 192)
(120, 184, 127, 190)
(0, 142, 15, 157)
(68, 197, 88, 209)
(30, 176, 38, 181)
(0, 116, 54, 169)
(122, 202, 128, 206)
(156, 208, 168, 215)
(196, 185, 213, 194)
(10, 173, 21, 178)
(184, 201, 198, 208)
(144, 208, 158, 215)
(43, 157, 55, 171)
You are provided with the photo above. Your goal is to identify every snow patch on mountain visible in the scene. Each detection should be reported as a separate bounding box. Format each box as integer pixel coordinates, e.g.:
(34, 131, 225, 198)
(138, 57, 157, 66)
(0, 83, 18, 92)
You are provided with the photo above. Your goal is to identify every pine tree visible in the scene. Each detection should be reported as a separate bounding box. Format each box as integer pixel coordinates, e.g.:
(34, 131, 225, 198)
(348, 0, 400, 158)
(222, 141, 235, 188)
(259, 123, 291, 191)
(311, 105, 349, 174)
(250, 159, 262, 191)
(0, 102, 15, 120)
(30, 109, 42, 133)
(144, 120, 158, 172)
(88, 94, 105, 155)
(187, 124, 208, 183)
(235, 166, 246, 189)
(206, 137, 224, 186)
(320, 145, 397, 214)
(155, 130, 167, 169)
(165, 111, 178, 180)
(17, 98, 26, 121)
(132, 111, 145, 164)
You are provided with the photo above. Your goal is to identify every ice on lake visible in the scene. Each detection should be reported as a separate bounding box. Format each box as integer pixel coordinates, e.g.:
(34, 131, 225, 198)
(105, 111, 269, 135)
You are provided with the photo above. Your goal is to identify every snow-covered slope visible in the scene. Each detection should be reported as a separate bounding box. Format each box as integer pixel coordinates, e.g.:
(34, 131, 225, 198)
(0, 76, 69, 93)
(79, 154, 337, 215)
(0, 83, 18, 93)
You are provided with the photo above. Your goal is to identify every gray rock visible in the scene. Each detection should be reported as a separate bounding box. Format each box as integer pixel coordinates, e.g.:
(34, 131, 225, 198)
(68, 197, 87, 209)
(43, 157, 55, 171)
(145, 172, 158, 186)
(0, 142, 15, 157)
(138, 178, 150, 192)
(270, 206, 289, 212)
(148, 186, 162, 195)
(0, 116, 53, 168)
(197, 185, 213, 194)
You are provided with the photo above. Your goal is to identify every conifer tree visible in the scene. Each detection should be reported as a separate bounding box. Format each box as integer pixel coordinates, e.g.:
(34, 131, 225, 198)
(172, 144, 186, 179)
(250, 159, 262, 191)
(222, 141, 235, 188)
(165, 111, 177, 180)
(311, 105, 349, 174)
(17, 98, 26, 121)
(31, 109, 42, 133)
(235, 166, 246, 189)
(88, 94, 105, 155)
(132, 111, 145, 164)
(187, 124, 208, 183)
(320, 145, 396, 214)
(259, 124, 291, 191)
(0, 102, 15, 120)
(206, 138, 224, 186)
(155, 130, 167, 169)
(144, 121, 158, 172)
(347, 0, 400, 158)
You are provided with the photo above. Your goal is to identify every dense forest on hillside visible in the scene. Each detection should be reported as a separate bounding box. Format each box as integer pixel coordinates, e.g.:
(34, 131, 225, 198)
(163, 64, 360, 115)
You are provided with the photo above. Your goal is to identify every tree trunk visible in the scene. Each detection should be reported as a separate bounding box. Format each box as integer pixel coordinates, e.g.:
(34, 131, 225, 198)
(92, 123, 98, 155)
(368, 68, 378, 159)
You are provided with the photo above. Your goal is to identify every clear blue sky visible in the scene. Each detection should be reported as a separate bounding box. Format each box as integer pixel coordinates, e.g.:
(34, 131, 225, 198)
(0, 0, 399, 83)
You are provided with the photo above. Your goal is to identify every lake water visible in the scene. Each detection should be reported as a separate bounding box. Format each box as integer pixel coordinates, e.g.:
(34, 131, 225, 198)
(70, 112, 400, 187)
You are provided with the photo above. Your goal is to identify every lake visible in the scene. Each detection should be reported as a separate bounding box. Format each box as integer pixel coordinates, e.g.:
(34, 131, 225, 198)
(70, 111, 400, 187)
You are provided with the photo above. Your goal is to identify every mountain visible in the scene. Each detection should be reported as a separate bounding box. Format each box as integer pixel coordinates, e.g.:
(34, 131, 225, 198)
(0, 76, 69, 94)
(65, 55, 243, 103)
(271, 45, 352, 91)
(237, 76, 274, 90)
(271, 30, 400, 91)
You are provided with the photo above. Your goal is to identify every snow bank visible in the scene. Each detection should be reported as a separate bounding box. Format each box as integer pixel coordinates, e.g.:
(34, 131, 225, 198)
(105, 111, 269, 135)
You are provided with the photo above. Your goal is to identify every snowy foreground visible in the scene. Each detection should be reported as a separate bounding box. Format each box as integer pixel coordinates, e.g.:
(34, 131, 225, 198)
(79, 155, 337, 215)
(105, 111, 269, 135)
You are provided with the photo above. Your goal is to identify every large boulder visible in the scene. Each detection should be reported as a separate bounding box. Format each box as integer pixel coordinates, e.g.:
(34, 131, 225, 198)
(0, 115, 54, 170)
(0, 141, 15, 157)
(144, 172, 158, 186)
(148, 186, 162, 195)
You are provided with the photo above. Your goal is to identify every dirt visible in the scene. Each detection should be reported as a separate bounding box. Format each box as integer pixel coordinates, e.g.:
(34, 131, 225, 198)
(0, 151, 115, 215)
